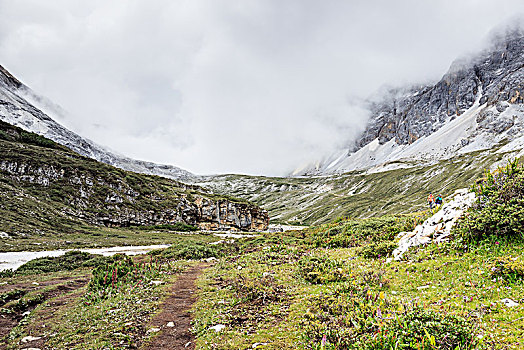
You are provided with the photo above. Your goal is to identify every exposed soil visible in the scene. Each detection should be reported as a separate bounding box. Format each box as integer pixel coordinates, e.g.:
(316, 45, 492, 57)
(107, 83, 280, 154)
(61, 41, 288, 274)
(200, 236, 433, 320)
(0, 276, 88, 350)
(0, 275, 83, 294)
(140, 263, 207, 350)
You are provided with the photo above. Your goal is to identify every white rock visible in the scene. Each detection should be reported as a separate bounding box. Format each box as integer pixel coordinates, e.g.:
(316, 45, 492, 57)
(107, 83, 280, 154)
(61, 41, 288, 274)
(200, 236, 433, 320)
(21, 336, 42, 343)
(22, 311, 31, 317)
(252, 343, 268, 348)
(185, 342, 191, 348)
(147, 328, 161, 333)
(204, 257, 217, 262)
(500, 298, 519, 307)
(209, 324, 226, 332)
(150, 280, 164, 286)
(0, 232, 9, 238)
(417, 236, 431, 245)
(166, 322, 175, 327)
(392, 189, 475, 260)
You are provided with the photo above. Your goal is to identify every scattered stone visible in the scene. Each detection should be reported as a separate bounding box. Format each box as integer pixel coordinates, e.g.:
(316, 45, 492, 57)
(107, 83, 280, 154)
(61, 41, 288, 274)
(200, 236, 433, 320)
(417, 285, 431, 290)
(252, 343, 268, 348)
(166, 322, 175, 327)
(500, 298, 519, 307)
(237, 266, 243, 270)
(204, 257, 217, 262)
(0, 231, 9, 238)
(185, 342, 191, 348)
(21, 348, 41, 350)
(31, 282, 39, 286)
(209, 324, 226, 332)
(147, 328, 161, 333)
(150, 280, 164, 286)
(21, 336, 42, 343)
(22, 311, 31, 317)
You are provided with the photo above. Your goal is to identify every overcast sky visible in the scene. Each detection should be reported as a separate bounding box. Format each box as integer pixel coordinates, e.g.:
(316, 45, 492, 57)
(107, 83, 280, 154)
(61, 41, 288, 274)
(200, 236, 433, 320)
(0, 1, 523, 175)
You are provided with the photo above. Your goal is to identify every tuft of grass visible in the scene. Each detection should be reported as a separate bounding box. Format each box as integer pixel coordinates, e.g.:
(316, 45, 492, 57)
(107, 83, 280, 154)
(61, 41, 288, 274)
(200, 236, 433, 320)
(15, 251, 108, 275)
(358, 241, 397, 259)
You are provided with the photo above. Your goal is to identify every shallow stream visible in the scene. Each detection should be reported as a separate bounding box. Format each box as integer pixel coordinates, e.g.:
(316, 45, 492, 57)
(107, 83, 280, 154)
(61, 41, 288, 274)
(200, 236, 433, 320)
(0, 244, 169, 271)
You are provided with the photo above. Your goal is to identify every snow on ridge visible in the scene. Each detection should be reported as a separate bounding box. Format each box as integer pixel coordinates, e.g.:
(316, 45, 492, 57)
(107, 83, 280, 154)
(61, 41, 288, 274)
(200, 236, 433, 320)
(0, 70, 194, 181)
(317, 90, 524, 175)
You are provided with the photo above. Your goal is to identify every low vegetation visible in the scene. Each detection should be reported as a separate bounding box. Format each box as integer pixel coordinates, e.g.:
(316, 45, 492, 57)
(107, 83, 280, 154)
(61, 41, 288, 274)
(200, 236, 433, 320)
(454, 158, 524, 243)
(1, 124, 524, 348)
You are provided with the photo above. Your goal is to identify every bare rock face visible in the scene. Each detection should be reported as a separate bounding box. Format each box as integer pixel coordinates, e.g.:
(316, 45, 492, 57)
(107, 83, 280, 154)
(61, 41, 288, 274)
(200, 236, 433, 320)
(359, 30, 524, 149)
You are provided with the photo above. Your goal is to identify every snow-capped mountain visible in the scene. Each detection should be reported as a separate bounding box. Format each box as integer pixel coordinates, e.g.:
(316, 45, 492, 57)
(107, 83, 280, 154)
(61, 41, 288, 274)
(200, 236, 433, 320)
(0, 64, 194, 181)
(305, 24, 524, 175)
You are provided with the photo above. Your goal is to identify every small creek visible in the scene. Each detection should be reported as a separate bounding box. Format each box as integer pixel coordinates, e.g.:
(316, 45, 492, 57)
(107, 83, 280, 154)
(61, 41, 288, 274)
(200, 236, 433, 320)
(0, 244, 170, 271)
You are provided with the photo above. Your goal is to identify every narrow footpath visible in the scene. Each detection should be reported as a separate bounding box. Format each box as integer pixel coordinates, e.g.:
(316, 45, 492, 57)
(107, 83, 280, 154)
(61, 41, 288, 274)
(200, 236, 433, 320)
(141, 263, 207, 350)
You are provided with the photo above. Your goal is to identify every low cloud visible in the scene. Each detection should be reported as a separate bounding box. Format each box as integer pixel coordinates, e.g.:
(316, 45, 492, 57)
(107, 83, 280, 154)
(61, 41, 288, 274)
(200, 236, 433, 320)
(0, 0, 522, 175)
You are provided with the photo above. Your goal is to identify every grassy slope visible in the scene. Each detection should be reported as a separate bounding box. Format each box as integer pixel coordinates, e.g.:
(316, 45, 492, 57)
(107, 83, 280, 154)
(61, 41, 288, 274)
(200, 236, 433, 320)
(199, 148, 520, 225)
(192, 230, 524, 349)
(1, 217, 522, 348)
(0, 120, 256, 248)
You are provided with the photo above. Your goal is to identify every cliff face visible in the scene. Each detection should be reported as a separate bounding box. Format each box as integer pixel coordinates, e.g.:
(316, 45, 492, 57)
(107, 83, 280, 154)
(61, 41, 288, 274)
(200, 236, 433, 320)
(309, 27, 524, 175)
(0, 121, 269, 233)
(359, 32, 523, 148)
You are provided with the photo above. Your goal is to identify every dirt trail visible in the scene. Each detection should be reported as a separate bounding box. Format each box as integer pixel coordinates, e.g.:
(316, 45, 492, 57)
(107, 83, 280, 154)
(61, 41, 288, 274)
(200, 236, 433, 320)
(0, 277, 88, 350)
(141, 263, 207, 350)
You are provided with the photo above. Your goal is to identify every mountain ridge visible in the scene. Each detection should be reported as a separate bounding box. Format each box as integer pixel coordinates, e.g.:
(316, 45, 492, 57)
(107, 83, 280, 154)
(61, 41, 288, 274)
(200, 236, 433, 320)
(0, 64, 195, 182)
(304, 26, 524, 175)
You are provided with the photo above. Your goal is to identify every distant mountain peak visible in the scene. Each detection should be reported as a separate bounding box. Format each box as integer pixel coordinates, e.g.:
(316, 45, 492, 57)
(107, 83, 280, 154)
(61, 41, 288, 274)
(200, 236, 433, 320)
(0, 64, 23, 89)
(303, 22, 524, 175)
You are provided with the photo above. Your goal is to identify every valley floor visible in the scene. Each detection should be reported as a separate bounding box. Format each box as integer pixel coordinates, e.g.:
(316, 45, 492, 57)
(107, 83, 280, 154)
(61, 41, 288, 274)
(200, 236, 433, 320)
(0, 226, 523, 349)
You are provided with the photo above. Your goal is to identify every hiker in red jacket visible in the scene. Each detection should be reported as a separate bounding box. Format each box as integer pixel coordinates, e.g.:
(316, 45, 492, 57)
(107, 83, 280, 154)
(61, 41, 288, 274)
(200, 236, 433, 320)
(427, 193, 435, 209)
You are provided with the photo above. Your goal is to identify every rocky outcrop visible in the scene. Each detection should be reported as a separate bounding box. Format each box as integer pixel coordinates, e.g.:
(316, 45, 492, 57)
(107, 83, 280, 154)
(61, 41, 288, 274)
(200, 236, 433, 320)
(390, 189, 476, 261)
(0, 127, 269, 232)
(91, 196, 268, 231)
(358, 30, 523, 149)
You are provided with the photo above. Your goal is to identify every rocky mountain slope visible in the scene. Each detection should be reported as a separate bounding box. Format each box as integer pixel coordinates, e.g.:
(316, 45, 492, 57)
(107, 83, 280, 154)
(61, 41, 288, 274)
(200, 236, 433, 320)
(307, 25, 524, 175)
(0, 64, 195, 182)
(0, 120, 268, 235)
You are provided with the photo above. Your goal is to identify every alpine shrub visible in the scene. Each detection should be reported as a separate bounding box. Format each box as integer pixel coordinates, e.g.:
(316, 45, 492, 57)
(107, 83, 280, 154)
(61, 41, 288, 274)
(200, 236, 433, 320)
(358, 241, 397, 259)
(490, 257, 524, 283)
(297, 252, 347, 284)
(454, 159, 524, 243)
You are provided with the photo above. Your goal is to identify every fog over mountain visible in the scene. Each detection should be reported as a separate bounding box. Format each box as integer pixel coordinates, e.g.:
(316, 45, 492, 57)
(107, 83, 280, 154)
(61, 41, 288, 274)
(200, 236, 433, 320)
(0, 0, 523, 175)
